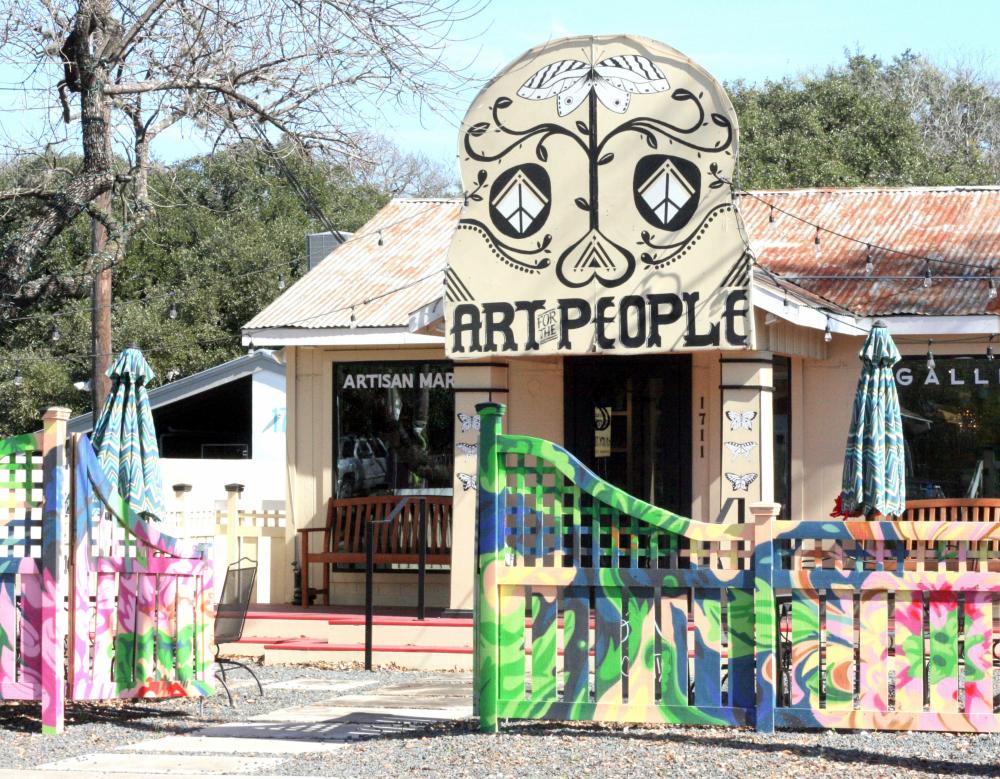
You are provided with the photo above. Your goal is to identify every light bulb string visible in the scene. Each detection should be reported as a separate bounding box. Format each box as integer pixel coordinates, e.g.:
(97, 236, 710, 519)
(727, 181, 997, 275)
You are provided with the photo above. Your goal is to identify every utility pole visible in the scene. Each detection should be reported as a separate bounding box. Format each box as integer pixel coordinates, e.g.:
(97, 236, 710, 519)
(90, 99, 113, 428)
(91, 205, 112, 428)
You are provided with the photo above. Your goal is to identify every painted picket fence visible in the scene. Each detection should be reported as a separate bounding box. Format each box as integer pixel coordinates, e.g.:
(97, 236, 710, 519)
(70, 435, 214, 702)
(475, 402, 1000, 734)
(0, 409, 214, 734)
(774, 520, 1000, 731)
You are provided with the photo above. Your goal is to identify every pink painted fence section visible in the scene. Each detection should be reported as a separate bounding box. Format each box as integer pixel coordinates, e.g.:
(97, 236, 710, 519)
(776, 520, 1000, 732)
(0, 434, 44, 703)
(70, 435, 214, 701)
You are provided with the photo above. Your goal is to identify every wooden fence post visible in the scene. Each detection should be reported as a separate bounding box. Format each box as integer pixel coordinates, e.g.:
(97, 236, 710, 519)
(172, 483, 192, 533)
(40, 406, 70, 735)
(224, 482, 243, 573)
(750, 501, 780, 734)
(475, 402, 505, 734)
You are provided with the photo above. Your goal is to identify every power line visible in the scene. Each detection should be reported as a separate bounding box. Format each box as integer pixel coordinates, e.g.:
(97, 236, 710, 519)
(2, 198, 455, 327)
(4, 265, 446, 367)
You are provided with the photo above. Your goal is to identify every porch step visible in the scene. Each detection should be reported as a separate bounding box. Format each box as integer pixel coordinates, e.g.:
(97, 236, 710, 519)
(326, 617, 473, 648)
(242, 610, 341, 640)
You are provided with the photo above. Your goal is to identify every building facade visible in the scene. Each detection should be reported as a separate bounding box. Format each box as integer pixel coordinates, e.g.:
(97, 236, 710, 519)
(244, 186, 1000, 612)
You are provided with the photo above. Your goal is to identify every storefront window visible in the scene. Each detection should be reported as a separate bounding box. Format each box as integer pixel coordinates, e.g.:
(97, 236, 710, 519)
(334, 362, 454, 497)
(895, 356, 1000, 499)
(772, 356, 791, 518)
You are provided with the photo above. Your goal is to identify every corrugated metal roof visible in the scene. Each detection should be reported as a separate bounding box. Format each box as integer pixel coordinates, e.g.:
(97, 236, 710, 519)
(741, 187, 1000, 316)
(246, 188, 1000, 332)
(245, 199, 461, 330)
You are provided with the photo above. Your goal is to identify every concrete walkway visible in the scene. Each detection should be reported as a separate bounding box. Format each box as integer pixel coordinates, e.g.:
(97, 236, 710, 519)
(1, 675, 472, 779)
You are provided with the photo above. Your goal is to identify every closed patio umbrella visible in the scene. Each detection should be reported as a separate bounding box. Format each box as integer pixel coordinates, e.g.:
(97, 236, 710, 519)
(839, 321, 906, 518)
(91, 347, 164, 517)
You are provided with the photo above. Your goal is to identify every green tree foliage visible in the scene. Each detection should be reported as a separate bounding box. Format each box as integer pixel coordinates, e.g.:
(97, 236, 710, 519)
(730, 52, 1000, 189)
(0, 145, 390, 435)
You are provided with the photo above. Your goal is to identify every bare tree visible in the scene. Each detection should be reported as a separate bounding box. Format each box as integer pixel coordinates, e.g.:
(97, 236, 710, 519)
(348, 135, 460, 197)
(0, 0, 481, 308)
(881, 53, 1000, 180)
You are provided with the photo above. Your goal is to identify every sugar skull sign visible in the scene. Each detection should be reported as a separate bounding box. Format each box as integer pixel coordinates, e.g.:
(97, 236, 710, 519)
(445, 35, 752, 357)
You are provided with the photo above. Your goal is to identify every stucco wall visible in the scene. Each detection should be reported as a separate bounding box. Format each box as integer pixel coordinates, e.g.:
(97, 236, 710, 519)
(795, 335, 861, 518)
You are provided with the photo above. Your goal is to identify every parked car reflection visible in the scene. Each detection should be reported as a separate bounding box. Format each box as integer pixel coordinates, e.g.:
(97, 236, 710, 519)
(337, 435, 388, 497)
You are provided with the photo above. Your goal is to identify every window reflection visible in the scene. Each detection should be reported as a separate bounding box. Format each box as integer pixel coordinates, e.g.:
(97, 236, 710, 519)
(895, 356, 1000, 499)
(334, 362, 454, 496)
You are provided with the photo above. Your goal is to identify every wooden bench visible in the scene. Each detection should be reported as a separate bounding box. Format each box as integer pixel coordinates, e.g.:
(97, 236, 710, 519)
(298, 495, 452, 607)
(902, 498, 1000, 573)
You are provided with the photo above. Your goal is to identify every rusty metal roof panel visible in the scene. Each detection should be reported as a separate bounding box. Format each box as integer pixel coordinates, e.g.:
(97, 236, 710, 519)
(741, 187, 1000, 316)
(245, 198, 460, 330)
(247, 188, 1000, 331)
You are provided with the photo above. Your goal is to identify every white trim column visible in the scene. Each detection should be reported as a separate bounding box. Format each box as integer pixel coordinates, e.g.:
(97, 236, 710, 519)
(718, 353, 774, 518)
(449, 362, 509, 613)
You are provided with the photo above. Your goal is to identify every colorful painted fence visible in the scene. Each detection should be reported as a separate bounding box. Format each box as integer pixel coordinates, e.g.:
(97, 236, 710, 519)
(475, 402, 1000, 734)
(0, 409, 214, 734)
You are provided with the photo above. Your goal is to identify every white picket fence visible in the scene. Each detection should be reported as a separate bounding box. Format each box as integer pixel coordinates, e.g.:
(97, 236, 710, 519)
(163, 484, 293, 604)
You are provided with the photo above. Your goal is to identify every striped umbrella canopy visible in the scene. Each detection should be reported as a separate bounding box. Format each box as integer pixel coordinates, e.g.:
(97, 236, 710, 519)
(840, 321, 906, 518)
(92, 347, 164, 517)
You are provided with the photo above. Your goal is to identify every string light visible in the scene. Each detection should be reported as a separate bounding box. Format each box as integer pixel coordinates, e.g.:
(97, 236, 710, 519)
(349, 306, 357, 329)
(865, 246, 874, 275)
(926, 340, 935, 371)
(989, 271, 997, 300)
(813, 226, 821, 258)
(769, 206, 775, 224)
(278, 275, 286, 291)
(988, 336, 995, 361)
(377, 230, 384, 247)
(824, 318, 832, 343)
(168, 296, 178, 320)
(246, 337, 255, 355)
(734, 185, 996, 276)
(923, 263, 932, 288)
(13, 369, 22, 387)
(51, 325, 60, 342)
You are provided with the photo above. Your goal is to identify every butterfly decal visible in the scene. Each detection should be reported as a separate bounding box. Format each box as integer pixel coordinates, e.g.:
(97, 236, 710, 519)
(726, 410, 757, 432)
(455, 442, 478, 456)
(725, 472, 758, 492)
(518, 55, 670, 117)
(724, 441, 757, 460)
(457, 472, 478, 491)
(457, 412, 481, 433)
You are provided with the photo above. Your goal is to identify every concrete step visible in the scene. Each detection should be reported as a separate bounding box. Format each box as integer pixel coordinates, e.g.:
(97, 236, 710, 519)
(241, 611, 334, 640)
(325, 619, 472, 648)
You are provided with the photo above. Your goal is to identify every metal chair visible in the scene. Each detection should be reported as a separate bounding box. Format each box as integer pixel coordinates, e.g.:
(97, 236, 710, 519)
(214, 557, 264, 706)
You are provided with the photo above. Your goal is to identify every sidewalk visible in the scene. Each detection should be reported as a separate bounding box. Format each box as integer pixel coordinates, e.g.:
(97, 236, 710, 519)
(1, 674, 472, 778)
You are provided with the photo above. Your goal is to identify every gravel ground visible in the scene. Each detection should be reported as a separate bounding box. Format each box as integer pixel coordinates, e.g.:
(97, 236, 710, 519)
(2, 664, 999, 778)
(276, 720, 1000, 779)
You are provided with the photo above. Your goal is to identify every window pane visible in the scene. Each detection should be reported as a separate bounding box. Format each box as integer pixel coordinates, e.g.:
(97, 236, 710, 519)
(335, 362, 454, 497)
(895, 356, 1000, 499)
(772, 356, 791, 518)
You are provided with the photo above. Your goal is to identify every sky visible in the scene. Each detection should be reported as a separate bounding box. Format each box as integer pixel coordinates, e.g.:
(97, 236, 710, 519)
(1, 0, 998, 166)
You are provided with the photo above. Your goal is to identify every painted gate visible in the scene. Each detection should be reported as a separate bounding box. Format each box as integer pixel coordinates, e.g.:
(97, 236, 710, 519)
(475, 403, 1000, 733)
(0, 410, 213, 733)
